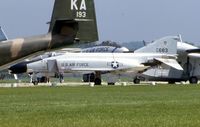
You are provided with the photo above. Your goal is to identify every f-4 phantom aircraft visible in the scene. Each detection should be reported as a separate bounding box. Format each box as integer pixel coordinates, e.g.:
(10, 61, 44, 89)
(9, 36, 183, 85)
(135, 41, 200, 84)
(9, 42, 129, 83)
(0, 0, 98, 70)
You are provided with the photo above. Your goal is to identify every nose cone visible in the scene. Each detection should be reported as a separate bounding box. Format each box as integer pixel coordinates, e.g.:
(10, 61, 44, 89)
(9, 62, 27, 74)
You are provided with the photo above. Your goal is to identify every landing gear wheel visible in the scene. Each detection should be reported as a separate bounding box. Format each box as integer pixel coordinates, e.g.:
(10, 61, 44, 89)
(83, 73, 95, 82)
(41, 76, 48, 83)
(168, 81, 176, 84)
(94, 78, 102, 85)
(32, 81, 38, 86)
(189, 77, 198, 84)
(108, 83, 115, 85)
(134, 78, 140, 84)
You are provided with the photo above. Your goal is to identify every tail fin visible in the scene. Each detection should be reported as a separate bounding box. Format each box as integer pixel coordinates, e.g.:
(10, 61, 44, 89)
(0, 27, 8, 42)
(49, 0, 98, 42)
(135, 36, 181, 54)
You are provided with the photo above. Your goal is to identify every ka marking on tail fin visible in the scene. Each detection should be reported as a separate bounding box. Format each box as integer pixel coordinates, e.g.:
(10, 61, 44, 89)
(49, 0, 98, 43)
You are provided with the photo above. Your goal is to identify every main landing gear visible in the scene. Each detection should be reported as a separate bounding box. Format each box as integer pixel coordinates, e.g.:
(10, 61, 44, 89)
(133, 77, 140, 84)
(189, 77, 198, 84)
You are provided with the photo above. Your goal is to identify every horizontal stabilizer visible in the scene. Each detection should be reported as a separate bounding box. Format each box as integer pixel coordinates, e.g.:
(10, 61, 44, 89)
(155, 58, 183, 70)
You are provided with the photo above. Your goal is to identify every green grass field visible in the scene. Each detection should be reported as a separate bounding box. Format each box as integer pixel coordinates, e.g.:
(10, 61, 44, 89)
(0, 85, 200, 127)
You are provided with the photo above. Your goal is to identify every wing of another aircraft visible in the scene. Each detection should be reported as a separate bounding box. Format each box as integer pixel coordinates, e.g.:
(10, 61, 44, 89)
(188, 53, 200, 58)
(179, 42, 200, 58)
(186, 49, 200, 53)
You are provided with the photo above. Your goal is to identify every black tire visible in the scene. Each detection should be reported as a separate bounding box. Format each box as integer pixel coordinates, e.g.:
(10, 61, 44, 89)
(83, 73, 95, 82)
(108, 82, 115, 85)
(94, 78, 102, 85)
(89, 73, 95, 82)
(32, 81, 38, 85)
(189, 77, 198, 84)
(41, 76, 48, 83)
(168, 81, 176, 84)
(134, 78, 140, 84)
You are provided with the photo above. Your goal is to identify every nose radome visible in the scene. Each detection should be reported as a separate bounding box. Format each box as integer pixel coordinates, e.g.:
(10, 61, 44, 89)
(9, 62, 28, 74)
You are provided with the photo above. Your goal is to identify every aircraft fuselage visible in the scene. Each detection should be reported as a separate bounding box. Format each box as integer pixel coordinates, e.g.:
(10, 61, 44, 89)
(0, 33, 75, 69)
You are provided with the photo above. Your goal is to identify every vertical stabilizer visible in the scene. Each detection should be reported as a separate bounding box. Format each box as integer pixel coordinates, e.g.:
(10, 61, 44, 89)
(135, 36, 181, 54)
(0, 27, 8, 42)
(49, 0, 98, 42)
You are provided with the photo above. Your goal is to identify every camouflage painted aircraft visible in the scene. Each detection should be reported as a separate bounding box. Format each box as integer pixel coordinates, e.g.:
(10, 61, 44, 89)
(0, 0, 98, 70)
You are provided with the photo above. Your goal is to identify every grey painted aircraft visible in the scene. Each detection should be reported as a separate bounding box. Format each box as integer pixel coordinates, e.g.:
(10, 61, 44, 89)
(136, 41, 200, 84)
(0, 0, 98, 70)
(9, 36, 183, 85)
(9, 42, 129, 83)
(9, 42, 129, 73)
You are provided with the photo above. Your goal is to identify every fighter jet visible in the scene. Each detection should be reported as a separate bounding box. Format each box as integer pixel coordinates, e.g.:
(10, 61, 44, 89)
(0, 0, 98, 70)
(9, 41, 129, 66)
(9, 42, 129, 77)
(9, 36, 183, 85)
(135, 40, 200, 84)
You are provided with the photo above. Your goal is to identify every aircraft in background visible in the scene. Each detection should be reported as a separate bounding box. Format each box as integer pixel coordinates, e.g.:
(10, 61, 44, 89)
(0, 0, 98, 70)
(135, 41, 200, 84)
(9, 36, 183, 85)
(81, 40, 130, 53)
(81, 45, 129, 53)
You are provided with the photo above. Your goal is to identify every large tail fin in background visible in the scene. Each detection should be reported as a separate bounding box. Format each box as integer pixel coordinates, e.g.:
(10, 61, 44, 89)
(135, 36, 181, 54)
(49, 0, 98, 43)
(0, 27, 8, 42)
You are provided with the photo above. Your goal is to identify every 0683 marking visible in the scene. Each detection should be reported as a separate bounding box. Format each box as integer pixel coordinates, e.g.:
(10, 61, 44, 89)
(156, 48, 168, 53)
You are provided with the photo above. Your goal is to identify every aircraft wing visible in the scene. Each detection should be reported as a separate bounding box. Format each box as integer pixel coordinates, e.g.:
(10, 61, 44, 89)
(154, 58, 183, 70)
(178, 47, 200, 58)
(185, 49, 200, 58)
(188, 53, 200, 58)
(186, 49, 200, 53)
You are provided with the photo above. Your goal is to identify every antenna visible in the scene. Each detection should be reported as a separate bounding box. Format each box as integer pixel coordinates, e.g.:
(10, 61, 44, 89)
(178, 34, 183, 43)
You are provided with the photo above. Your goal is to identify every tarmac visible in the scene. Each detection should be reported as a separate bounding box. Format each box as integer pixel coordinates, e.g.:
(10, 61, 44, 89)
(0, 82, 138, 88)
(0, 82, 89, 88)
(0, 81, 192, 88)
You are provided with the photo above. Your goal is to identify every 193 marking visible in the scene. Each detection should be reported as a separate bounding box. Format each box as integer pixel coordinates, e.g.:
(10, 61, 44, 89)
(76, 11, 87, 18)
